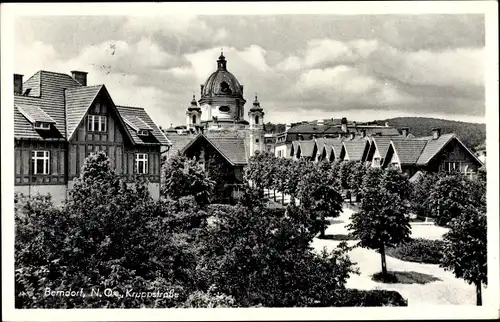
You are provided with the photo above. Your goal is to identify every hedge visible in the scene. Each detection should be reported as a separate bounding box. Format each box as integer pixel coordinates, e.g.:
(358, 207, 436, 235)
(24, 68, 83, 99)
(316, 289, 408, 307)
(385, 238, 445, 264)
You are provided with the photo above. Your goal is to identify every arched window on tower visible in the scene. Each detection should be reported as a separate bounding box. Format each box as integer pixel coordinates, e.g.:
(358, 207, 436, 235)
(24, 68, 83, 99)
(255, 115, 259, 125)
(192, 115, 197, 124)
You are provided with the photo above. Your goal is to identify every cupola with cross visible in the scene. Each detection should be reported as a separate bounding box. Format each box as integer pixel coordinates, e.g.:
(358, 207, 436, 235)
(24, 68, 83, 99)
(198, 51, 246, 126)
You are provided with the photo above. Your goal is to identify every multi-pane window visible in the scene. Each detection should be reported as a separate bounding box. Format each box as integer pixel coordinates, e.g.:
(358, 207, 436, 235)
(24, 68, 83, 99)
(135, 153, 148, 174)
(34, 122, 51, 130)
(87, 115, 107, 132)
(31, 150, 50, 175)
(443, 161, 462, 173)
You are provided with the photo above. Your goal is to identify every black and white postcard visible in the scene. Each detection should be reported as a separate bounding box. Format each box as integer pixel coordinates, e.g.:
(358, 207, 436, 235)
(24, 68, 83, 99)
(1, 1, 498, 321)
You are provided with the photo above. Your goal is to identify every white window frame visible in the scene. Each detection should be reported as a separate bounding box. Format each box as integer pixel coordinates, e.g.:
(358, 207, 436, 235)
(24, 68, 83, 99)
(87, 115, 107, 132)
(34, 122, 51, 130)
(137, 129, 150, 136)
(31, 150, 50, 175)
(135, 153, 149, 174)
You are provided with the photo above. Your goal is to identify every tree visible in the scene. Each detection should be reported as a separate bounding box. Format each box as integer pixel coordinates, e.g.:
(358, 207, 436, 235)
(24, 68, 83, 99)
(161, 155, 214, 206)
(428, 173, 473, 226)
(15, 152, 196, 308)
(348, 168, 412, 278)
(297, 165, 343, 238)
(205, 152, 235, 204)
(440, 205, 487, 305)
(348, 162, 368, 203)
(196, 188, 356, 307)
(409, 171, 443, 218)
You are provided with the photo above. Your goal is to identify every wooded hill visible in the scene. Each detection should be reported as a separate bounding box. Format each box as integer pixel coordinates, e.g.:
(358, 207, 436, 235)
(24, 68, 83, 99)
(374, 117, 485, 150)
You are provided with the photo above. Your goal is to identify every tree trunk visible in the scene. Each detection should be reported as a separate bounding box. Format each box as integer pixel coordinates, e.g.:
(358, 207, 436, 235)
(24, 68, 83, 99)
(476, 281, 482, 306)
(282, 193, 284, 205)
(380, 244, 388, 277)
(274, 189, 276, 201)
(320, 214, 325, 238)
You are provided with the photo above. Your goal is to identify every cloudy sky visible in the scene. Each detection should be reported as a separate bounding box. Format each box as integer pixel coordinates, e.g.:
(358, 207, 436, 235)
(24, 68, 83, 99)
(13, 13, 486, 127)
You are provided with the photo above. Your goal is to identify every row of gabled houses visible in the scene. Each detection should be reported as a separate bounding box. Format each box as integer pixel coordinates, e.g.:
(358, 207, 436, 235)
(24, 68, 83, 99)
(277, 126, 482, 180)
(12, 68, 483, 206)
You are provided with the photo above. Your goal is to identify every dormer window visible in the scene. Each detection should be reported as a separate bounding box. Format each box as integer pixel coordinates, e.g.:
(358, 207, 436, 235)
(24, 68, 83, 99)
(34, 122, 51, 130)
(137, 129, 150, 136)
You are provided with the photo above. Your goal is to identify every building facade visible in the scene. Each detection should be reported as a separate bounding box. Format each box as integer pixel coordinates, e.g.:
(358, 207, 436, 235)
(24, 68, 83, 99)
(14, 70, 169, 204)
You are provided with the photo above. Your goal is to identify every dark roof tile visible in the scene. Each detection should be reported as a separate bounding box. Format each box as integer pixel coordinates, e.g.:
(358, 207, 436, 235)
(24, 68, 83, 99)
(391, 139, 428, 165)
(65, 85, 103, 138)
(116, 105, 170, 146)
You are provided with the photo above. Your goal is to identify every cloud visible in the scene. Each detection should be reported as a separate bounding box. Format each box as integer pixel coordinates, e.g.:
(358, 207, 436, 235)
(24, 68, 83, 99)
(13, 15, 486, 127)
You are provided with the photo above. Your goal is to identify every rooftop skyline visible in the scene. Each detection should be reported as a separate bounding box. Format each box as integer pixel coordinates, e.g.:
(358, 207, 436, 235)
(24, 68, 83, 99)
(13, 11, 486, 127)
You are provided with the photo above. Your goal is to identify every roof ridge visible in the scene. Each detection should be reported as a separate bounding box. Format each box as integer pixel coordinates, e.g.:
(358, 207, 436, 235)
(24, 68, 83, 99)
(116, 105, 144, 110)
(39, 70, 76, 78)
(65, 84, 103, 91)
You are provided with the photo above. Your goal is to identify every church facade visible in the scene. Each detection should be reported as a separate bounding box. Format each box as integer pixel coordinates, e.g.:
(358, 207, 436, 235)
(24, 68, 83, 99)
(166, 52, 266, 162)
(165, 53, 267, 201)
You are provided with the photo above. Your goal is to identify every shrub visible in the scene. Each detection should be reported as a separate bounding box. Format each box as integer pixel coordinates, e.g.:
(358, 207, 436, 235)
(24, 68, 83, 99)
(328, 289, 408, 307)
(385, 238, 445, 264)
(183, 286, 236, 308)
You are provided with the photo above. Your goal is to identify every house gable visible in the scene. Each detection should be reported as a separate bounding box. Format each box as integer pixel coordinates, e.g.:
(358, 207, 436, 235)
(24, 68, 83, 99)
(66, 85, 134, 145)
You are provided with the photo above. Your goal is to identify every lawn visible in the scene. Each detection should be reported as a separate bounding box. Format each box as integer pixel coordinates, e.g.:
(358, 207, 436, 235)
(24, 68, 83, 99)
(311, 206, 482, 306)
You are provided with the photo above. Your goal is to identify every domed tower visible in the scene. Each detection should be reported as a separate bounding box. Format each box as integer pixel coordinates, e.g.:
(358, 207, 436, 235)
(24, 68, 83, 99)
(248, 94, 265, 156)
(198, 52, 246, 128)
(186, 94, 201, 130)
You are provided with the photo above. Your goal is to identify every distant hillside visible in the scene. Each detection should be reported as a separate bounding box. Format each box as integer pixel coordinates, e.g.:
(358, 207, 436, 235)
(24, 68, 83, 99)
(375, 117, 485, 150)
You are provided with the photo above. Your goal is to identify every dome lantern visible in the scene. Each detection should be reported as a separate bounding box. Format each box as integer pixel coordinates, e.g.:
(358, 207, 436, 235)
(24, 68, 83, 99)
(217, 51, 227, 70)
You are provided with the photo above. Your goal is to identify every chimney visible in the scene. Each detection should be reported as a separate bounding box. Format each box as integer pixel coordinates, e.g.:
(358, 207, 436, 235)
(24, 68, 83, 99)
(385, 122, 389, 127)
(71, 70, 88, 86)
(341, 117, 348, 132)
(317, 119, 324, 126)
(14, 74, 23, 95)
(361, 129, 366, 138)
(349, 132, 355, 140)
(285, 123, 292, 132)
(432, 128, 441, 139)
(401, 127, 409, 137)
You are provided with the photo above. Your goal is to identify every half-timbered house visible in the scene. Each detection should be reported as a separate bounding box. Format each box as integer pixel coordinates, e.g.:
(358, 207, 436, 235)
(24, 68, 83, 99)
(14, 70, 169, 204)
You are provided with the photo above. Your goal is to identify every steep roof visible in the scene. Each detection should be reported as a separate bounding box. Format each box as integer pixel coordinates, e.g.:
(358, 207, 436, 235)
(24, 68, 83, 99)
(206, 135, 247, 165)
(16, 103, 56, 124)
(167, 134, 197, 156)
(65, 85, 103, 138)
(180, 134, 247, 165)
(116, 105, 170, 146)
(372, 136, 392, 159)
(329, 138, 345, 159)
(14, 70, 167, 146)
(298, 140, 316, 158)
(415, 133, 482, 166)
(15, 71, 81, 139)
(343, 140, 368, 161)
(415, 133, 454, 165)
(390, 138, 428, 165)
